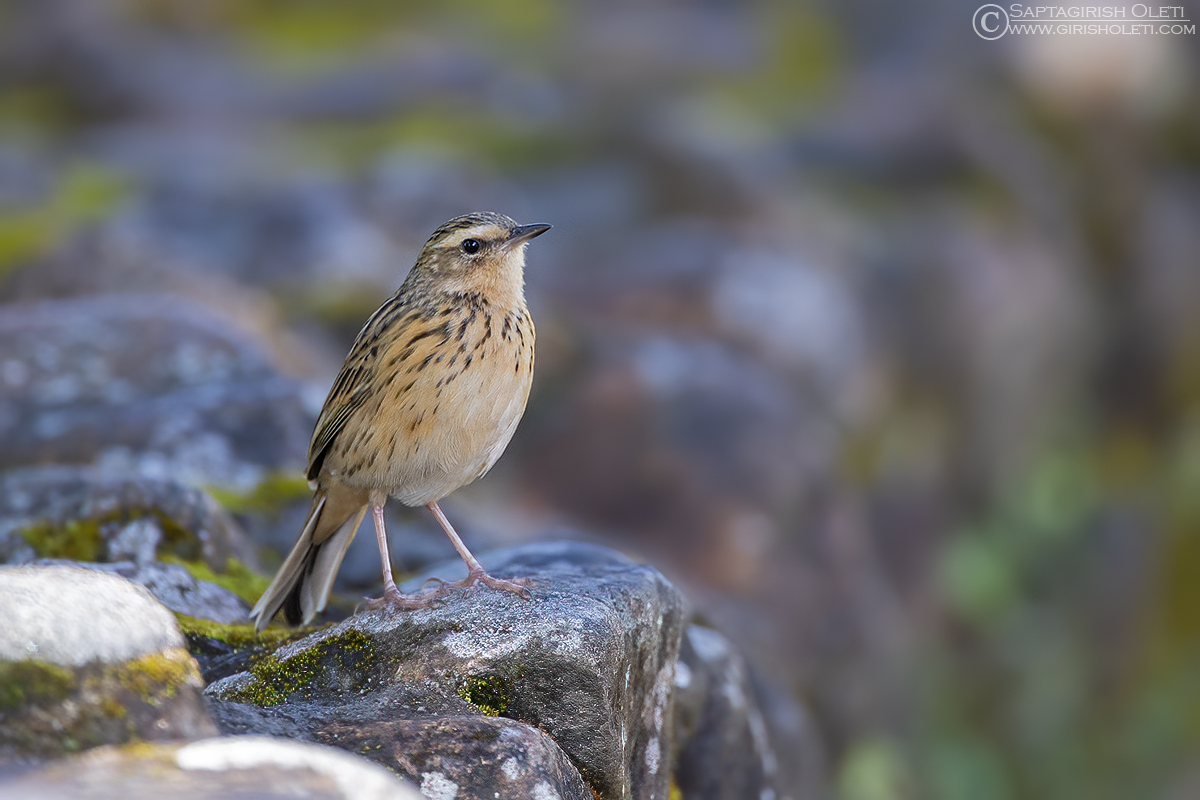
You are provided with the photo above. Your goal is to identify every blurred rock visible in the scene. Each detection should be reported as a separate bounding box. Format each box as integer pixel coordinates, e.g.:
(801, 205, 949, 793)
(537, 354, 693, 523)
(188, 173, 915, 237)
(674, 625, 827, 800)
(1007, 16, 1184, 117)
(104, 175, 401, 292)
(0, 0, 505, 123)
(0, 565, 216, 761)
(521, 335, 833, 588)
(936, 224, 1096, 487)
(0, 564, 183, 665)
(711, 247, 867, 392)
(0, 464, 256, 573)
(0, 736, 422, 800)
(0, 294, 314, 490)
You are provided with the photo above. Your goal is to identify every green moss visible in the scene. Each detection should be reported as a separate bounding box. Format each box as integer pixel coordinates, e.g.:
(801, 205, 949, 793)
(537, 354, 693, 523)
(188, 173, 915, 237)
(0, 661, 76, 710)
(115, 649, 201, 704)
(225, 628, 376, 707)
(174, 612, 302, 649)
(116, 741, 169, 763)
(18, 507, 209, 565)
(18, 518, 105, 561)
(458, 674, 510, 717)
(205, 473, 312, 516)
(0, 209, 55, 276)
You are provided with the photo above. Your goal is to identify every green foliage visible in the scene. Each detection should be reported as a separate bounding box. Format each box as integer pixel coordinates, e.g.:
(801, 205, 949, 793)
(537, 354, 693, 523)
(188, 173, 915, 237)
(914, 428, 1200, 800)
(927, 738, 1013, 800)
(939, 531, 1018, 625)
(838, 738, 912, 800)
(939, 450, 1100, 626)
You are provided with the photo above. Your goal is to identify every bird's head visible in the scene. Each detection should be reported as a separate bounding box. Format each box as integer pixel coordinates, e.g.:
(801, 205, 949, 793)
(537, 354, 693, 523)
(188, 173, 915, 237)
(408, 211, 551, 302)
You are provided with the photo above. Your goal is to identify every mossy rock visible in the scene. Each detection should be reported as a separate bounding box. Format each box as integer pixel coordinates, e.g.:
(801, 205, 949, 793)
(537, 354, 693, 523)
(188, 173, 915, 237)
(0, 647, 215, 760)
(175, 612, 314, 686)
(457, 673, 511, 717)
(162, 556, 272, 607)
(0, 661, 76, 711)
(1, 466, 259, 574)
(216, 628, 377, 708)
(17, 518, 106, 562)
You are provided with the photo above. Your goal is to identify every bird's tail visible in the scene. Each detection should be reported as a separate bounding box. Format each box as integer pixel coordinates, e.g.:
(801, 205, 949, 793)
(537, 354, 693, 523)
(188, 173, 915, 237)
(250, 488, 368, 632)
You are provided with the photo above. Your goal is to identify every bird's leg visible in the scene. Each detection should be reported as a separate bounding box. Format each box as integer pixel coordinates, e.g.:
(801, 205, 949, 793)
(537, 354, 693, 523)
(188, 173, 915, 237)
(373, 502, 401, 600)
(426, 501, 531, 598)
(363, 499, 443, 611)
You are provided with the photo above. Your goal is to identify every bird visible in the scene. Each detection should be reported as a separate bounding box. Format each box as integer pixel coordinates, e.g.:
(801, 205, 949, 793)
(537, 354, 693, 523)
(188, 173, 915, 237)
(251, 211, 550, 631)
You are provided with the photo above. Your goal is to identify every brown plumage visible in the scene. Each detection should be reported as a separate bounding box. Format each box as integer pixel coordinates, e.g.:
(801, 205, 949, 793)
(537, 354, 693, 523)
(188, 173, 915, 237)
(251, 212, 549, 631)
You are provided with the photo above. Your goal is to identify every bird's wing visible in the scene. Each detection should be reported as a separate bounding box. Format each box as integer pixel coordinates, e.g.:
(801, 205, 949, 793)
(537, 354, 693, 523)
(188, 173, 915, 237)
(306, 359, 374, 484)
(305, 294, 410, 483)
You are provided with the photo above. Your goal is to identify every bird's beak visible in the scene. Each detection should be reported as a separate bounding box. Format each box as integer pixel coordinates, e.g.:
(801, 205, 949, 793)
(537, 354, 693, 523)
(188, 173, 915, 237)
(506, 223, 552, 248)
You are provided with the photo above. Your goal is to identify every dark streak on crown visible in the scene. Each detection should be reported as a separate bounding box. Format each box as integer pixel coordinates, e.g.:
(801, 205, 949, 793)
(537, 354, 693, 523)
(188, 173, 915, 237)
(425, 212, 518, 248)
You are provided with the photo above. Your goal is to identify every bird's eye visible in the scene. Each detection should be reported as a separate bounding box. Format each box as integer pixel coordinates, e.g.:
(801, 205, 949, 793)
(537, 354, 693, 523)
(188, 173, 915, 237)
(461, 239, 481, 254)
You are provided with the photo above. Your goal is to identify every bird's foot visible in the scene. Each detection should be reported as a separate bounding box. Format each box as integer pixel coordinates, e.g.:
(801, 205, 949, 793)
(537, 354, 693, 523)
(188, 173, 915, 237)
(452, 568, 532, 599)
(361, 580, 445, 612)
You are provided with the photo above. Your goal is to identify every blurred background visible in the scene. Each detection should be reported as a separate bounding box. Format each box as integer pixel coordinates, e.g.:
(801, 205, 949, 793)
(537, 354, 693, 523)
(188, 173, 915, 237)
(1, 0, 1198, 797)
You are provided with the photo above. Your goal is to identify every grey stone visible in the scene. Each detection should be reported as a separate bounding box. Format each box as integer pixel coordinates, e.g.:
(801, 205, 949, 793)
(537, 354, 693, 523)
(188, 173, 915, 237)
(205, 541, 689, 800)
(53, 558, 248, 625)
(0, 565, 217, 761)
(105, 516, 161, 564)
(0, 564, 182, 666)
(0, 736, 423, 800)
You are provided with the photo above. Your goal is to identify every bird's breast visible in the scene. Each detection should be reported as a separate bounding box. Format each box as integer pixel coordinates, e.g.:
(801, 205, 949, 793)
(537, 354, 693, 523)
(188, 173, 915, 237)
(328, 302, 535, 506)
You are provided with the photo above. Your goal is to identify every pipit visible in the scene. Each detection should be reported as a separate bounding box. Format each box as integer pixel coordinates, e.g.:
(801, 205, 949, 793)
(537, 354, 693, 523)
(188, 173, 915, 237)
(251, 211, 549, 631)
